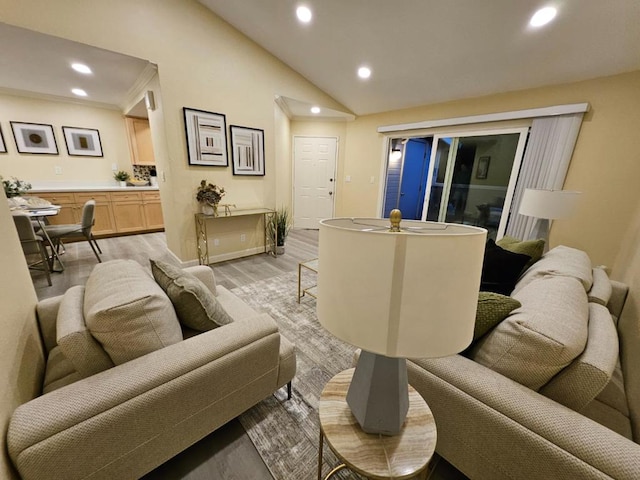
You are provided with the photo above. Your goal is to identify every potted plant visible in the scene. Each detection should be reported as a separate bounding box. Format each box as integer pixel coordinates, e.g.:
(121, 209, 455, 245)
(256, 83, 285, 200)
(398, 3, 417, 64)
(267, 206, 292, 255)
(114, 170, 131, 187)
(1, 176, 32, 198)
(196, 180, 225, 216)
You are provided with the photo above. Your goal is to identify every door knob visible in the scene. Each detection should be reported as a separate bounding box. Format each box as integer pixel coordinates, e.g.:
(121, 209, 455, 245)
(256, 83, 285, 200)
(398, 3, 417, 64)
(329, 191, 333, 196)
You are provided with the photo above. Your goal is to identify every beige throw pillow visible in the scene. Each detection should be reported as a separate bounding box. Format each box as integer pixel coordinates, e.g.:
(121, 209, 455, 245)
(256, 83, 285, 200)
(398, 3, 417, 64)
(150, 259, 233, 332)
(84, 260, 182, 365)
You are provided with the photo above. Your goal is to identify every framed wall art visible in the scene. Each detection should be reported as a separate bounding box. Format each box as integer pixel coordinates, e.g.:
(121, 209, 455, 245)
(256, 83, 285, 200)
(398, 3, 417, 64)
(230, 125, 265, 176)
(0, 125, 6, 153)
(476, 156, 491, 180)
(183, 107, 228, 166)
(10, 121, 58, 155)
(62, 126, 103, 157)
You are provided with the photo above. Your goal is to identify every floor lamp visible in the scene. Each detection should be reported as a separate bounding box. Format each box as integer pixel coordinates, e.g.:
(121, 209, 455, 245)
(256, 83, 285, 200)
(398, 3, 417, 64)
(316, 210, 486, 435)
(519, 189, 581, 247)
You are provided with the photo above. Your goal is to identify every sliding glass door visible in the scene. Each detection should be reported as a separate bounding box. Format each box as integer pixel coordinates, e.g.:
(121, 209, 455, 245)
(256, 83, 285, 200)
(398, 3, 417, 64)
(423, 128, 529, 239)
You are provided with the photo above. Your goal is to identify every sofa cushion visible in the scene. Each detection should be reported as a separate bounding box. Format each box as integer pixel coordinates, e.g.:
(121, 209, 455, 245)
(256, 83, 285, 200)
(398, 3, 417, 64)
(470, 275, 589, 390)
(56, 285, 114, 378)
(588, 266, 613, 307)
(42, 346, 82, 394)
(496, 235, 545, 270)
(513, 245, 593, 295)
(150, 259, 233, 332)
(473, 292, 521, 341)
(84, 260, 182, 365)
(480, 239, 532, 295)
(539, 303, 618, 411)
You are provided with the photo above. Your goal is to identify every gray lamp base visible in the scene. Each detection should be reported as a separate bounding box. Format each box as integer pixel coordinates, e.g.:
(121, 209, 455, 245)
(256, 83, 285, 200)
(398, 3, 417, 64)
(346, 350, 409, 435)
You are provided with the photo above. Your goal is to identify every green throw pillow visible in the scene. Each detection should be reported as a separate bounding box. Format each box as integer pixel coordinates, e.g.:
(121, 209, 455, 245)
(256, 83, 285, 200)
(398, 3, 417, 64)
(473, 292, 521, 341)
(150, 259, 233, 332)
(497, 235, 545, 270)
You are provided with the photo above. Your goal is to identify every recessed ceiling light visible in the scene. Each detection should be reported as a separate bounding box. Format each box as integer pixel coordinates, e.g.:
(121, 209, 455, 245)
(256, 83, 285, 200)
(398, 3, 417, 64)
(530, 7, 557, 27)
(71, 88, 88, 97)
(71, 63, 92, 74)
(357, 66, 372, 79)
(296, 5, 312, 23)
(311, 106, 321, 114)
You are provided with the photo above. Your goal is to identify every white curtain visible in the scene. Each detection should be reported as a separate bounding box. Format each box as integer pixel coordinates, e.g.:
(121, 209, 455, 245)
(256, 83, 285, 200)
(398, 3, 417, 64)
(506, 113, 584, 239)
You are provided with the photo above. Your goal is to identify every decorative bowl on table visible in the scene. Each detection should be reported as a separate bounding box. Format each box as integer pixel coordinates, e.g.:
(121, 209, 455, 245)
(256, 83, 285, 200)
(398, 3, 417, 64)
(127, 180, 149, 187)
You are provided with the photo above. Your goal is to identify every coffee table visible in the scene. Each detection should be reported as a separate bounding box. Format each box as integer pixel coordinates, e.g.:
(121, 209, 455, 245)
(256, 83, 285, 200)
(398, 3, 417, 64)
(318, 368, 437, 479)
(298, 258, 318, 303)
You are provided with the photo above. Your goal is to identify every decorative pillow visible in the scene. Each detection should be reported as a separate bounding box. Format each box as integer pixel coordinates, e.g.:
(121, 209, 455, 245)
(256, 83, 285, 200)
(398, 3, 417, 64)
(473, 292, 521, 341)
(480, 239, 531, 295)
(84, 260, 183, 365)
(150, 259, 233, 332)
(470, 275, 589, 390)
(497, 235, 545, 270)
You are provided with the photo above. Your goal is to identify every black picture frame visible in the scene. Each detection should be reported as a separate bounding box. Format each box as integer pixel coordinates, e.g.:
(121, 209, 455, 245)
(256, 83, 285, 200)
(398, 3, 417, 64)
(476, 156, 491, 179)
(183, 107, 228, 166)
(62, 126, 103, 157)
(230, 125, 265, 176)
(0, 125, 6, 153)
(10, 121, 58, 155)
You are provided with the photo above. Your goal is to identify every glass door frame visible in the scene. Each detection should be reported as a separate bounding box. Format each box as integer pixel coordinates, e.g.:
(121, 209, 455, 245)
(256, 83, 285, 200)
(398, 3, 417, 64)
(421, 126, 530, 239)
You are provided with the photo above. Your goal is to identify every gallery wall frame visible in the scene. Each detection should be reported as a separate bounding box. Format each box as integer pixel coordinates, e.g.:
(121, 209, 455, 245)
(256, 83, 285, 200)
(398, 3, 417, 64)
(0, 125, 6, 153)
(10, 121, 58, 155)
(230, 125, 265, 176)
(476, 155, 491, 179)
(183, 107, 228, 166)
(62, 126, 103, 157)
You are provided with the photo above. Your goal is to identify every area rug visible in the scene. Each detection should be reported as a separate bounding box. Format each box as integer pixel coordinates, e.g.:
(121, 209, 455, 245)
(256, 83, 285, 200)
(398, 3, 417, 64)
(232, 271, 362, 479)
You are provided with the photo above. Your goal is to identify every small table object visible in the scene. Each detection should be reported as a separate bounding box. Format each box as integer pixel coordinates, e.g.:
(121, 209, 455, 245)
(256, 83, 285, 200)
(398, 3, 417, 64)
(318, 368, 436, 480)
(298, 258, 318, 303)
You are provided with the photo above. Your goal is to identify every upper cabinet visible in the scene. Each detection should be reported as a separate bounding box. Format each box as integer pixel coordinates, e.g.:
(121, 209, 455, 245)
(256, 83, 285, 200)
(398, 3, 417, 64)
(125, 116, 155, 165)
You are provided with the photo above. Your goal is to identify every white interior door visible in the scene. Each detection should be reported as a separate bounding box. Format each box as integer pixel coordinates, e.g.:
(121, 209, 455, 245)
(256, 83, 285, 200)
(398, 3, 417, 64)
(293, 136, 337, 229)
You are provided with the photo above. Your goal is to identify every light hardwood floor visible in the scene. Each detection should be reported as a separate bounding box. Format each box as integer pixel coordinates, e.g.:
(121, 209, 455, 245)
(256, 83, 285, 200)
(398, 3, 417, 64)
(32, 229, 466, 480)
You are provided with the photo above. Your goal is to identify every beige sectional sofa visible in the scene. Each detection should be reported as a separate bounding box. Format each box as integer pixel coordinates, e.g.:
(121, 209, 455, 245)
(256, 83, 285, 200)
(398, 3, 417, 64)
(408, 245, 640, 479)
(6, 260, 296, 480)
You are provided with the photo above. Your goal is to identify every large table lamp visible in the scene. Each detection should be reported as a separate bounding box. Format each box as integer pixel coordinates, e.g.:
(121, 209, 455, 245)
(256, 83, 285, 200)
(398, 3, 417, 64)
(317, 210, 486, 435)
(518, 188, 581, 245)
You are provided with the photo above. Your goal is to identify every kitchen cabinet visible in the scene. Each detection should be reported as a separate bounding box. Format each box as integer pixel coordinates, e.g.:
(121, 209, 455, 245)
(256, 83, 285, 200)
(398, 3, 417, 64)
(33, 189, 163, 236)
(125, 116, 155, 166)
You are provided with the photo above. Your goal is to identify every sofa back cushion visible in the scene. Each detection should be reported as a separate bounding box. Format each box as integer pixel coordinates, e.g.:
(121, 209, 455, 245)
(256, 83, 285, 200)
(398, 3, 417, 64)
(57, 285, 114, 377)
(539, 303, 619, 411)
(84, 260, 182, 365)
(588, 266, 613, 307)
(470, 275, 589, 390)
(513, 245, 593, 295)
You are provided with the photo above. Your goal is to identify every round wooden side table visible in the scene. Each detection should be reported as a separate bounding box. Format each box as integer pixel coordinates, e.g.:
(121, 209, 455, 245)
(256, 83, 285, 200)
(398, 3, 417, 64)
(318, 368, 437, 480)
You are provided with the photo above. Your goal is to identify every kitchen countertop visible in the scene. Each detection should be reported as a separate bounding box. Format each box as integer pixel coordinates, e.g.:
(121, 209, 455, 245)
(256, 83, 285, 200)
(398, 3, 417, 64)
(30, 185, 160, 192)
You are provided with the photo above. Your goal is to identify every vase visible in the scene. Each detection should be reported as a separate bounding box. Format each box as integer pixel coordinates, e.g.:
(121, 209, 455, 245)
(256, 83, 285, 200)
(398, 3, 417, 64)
(201, 204, 218, 216)
(119, 181, 127, 187)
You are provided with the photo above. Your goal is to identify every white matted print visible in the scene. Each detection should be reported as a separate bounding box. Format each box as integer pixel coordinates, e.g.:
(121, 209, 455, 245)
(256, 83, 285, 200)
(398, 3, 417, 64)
(10, 121, 58, 155)
(62, 126, 103, 157)
(183, 107, 228, 166)
(230, 125, 265, 176)
(0, 125, 6, 153)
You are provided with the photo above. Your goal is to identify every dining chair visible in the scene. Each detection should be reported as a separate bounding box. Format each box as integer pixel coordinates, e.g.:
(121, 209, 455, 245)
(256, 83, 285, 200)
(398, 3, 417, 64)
(43, 200, 102, 263)
(12, 214, 52, 286)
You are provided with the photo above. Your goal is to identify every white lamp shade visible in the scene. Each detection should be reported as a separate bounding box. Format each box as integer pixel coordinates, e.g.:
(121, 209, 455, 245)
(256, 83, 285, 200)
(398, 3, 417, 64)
(519, 189, 581, 220)
(317, 218, 487, 359)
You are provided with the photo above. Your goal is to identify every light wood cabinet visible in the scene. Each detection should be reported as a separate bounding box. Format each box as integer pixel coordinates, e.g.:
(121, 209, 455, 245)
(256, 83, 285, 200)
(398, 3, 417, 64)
(33, 189, 163, 236)
(142, 191, 164, 229)
(125, 116, 155, 166)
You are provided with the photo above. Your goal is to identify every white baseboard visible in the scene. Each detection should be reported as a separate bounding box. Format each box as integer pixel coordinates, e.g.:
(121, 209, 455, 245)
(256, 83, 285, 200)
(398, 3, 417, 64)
(207, 246, 266, 264)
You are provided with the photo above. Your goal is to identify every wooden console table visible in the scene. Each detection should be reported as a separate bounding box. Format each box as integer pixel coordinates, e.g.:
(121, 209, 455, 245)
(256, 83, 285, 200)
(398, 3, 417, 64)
(195, 207, 275, 265)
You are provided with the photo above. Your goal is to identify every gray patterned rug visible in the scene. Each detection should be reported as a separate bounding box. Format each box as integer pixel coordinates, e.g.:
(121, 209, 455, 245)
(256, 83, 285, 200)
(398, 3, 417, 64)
(232, 271, 362, 479)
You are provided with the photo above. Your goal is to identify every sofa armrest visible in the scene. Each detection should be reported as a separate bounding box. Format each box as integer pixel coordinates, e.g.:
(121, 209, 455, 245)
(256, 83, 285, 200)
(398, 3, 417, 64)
(183, 264, 217, 295)
(8, 313, 282, 480)
(408, 354, 640, 480)
(36, 294, 64, 354)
